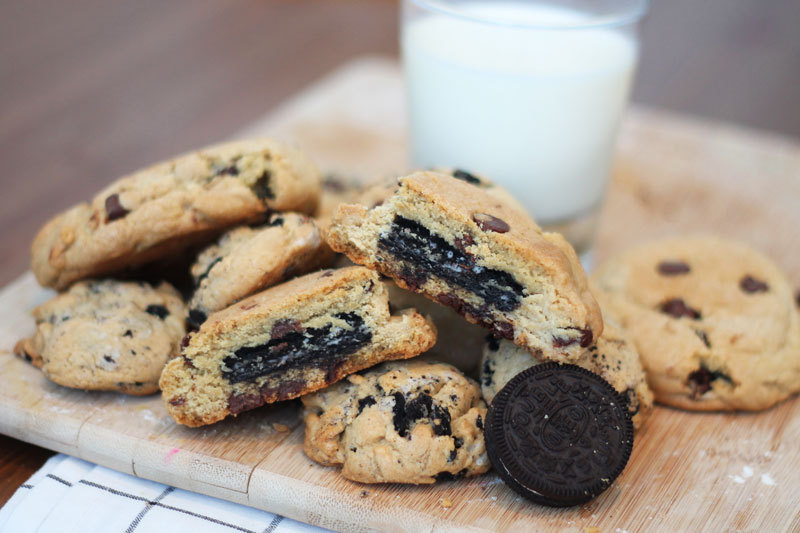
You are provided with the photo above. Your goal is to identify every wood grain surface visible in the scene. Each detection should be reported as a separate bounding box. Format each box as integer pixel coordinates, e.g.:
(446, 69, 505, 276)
(1, 58, 799, 531)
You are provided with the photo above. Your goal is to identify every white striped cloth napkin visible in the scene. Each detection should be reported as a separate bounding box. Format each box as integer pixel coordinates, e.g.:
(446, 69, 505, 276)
(0, 454, 328, 533)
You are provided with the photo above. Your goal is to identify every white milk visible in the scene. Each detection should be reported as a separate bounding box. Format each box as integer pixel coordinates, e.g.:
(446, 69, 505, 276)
(402, 2, 637, 224)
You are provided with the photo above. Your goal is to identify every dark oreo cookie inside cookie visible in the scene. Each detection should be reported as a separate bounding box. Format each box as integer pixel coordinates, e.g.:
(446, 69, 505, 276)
(485, 363, 633, 507)
(377, 215, 524, 312)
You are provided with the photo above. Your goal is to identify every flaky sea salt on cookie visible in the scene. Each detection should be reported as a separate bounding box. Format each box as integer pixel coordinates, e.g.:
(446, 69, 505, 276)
(160, 266, 437, 427)
(326, 171, 602, 363)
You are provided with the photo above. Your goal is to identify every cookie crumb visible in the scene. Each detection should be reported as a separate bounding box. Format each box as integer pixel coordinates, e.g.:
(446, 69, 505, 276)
(585, 527, 601, 533)
(440, 497, 453, 509)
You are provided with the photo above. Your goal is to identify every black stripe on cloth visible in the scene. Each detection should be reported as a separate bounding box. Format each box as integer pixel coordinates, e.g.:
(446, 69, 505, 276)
(46, 474, 72, 486)
(126, 486, 174, 533)
(78, 479, 265, 533)
(20, 484, 33, 489)
(263, 515, 284, 533)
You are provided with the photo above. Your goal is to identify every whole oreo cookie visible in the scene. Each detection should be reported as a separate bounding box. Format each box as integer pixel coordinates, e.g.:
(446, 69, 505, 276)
(485, 363, 634, 507)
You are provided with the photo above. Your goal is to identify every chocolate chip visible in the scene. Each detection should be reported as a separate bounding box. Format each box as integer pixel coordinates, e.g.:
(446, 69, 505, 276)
(695, 329, 711, 348)
(321, 270, 334, 278)
(180, 334, 192, 349)
(657, 261, 690, 275)
(145, 305, 169, 319)
(552, 327, 593, 349)
(187, 309, 207, 329)
(357, 396, 376, 414)
(740, 275, 769, 293)
(472, 213, 510, 233)
(687, 366, 733, 399)
(252, 171, 274, 200)
(271, 319, 303, 339)
(215, 165, 239, 176)
(123, 330, 133, 337)
(451, 169, 482, 185)
(659, 298, 701, 319)
(182, 354, 196, 369)
(265, 216, 284, 227)
(169, 397, 186, 406)
(796, 290, 800, 308)
(481, 358, 495, 387)
(492, 322, 515, 340)
(103, 355, 114, 363)
(475, 414, 483, 430)
(105, 193, 129, 221)
(454, 233, 474, 253)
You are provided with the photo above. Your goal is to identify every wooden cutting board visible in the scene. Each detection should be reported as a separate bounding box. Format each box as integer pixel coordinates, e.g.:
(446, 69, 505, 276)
(2, 57, 799, 532)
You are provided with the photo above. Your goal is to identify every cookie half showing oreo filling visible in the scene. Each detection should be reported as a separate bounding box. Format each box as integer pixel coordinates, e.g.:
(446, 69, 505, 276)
(302, 360, 489, 484)
(327, 171, 603, 362)
(160, 266, 437, 427)
(188, 212, 334, 327)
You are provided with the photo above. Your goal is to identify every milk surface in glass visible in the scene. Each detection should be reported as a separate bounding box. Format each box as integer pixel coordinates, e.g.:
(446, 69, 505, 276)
(403, 1, 638, 253)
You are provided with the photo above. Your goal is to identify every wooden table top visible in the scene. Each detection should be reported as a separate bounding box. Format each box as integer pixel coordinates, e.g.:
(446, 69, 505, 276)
(2, 0, 798, 510)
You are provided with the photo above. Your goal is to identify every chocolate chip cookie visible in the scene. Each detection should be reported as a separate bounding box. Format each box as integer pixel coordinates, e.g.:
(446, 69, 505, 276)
(302, 360, 489, 484)
(32, 138, 321, 290)
(14, 280, 187, 395)
(326, 171, 603, 362)
(188, 212, 333, 327)
(160, 266, 437, 427)
(592, 235, 800, 411)
(480, 314, 653, 430)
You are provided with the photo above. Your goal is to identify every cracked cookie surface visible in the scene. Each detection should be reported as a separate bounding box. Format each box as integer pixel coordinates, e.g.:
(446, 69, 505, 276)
(188, 212, 333, 325)
(14, 280, 187, 394)
(480, 313, 653, 431)
(160, 266, 437, 427)
(591, 236, 800, 411)
(302, 360, 489, 484)
(326, 171, 603, 363)
(32, 138, 321, 290)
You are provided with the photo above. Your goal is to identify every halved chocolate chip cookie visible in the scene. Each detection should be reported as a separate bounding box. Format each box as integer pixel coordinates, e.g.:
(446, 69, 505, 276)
(302, 360, 489, 484)
(592, 236, 800, 411)
(15, 279, 187, 395)
(160, 266, 437, 427)
(32, 138, 321, 290)
(188, 212, 333, 327)
(326, 171, 603, 363)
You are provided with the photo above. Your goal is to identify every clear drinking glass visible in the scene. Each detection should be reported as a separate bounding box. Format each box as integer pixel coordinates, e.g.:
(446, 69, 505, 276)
(401, 0, 648, 263)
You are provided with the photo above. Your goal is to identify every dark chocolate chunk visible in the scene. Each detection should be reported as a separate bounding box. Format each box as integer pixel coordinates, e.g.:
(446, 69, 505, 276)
(145, 305, 170, 319)
(123, 330, 133, 338)
(484, 363, 634, 507)
(553, 327, 594, 349)
(252, 171, 274, 200)
(180, 334, 192, 349)
(475, 414, 483, 430)
(357, 395, 376, 414)
(740, 275, 769, 293)
(435, 469, 468, 482)
(379, 216, 523, 312)
(695, 329, 711, 348)
(271, 319, 303, 339)
(449, 436, 464, 461)
(103, 355, 115, 363)
(451, 169, 482, 185)
(454, 233, 474, 253)
(659, 298, 701, 319)
(104, 193, 129, 221)
(472, 213, 510, 233)
(687, 365, 733, 399)
(169, 397, 186, 406)
(221, 312, 371, 384)
(265, 216, 284, 227)
(657, 261, 690, 275)
(187, 309, 208, 329)
(215, 165, 239, 176)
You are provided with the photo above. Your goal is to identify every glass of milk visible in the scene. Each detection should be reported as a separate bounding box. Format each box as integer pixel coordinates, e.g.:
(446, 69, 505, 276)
(402, 0, 647, 262)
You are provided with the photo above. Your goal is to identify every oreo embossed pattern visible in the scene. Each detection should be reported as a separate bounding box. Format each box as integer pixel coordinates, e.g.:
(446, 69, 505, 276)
(485, 363, 634, 507)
